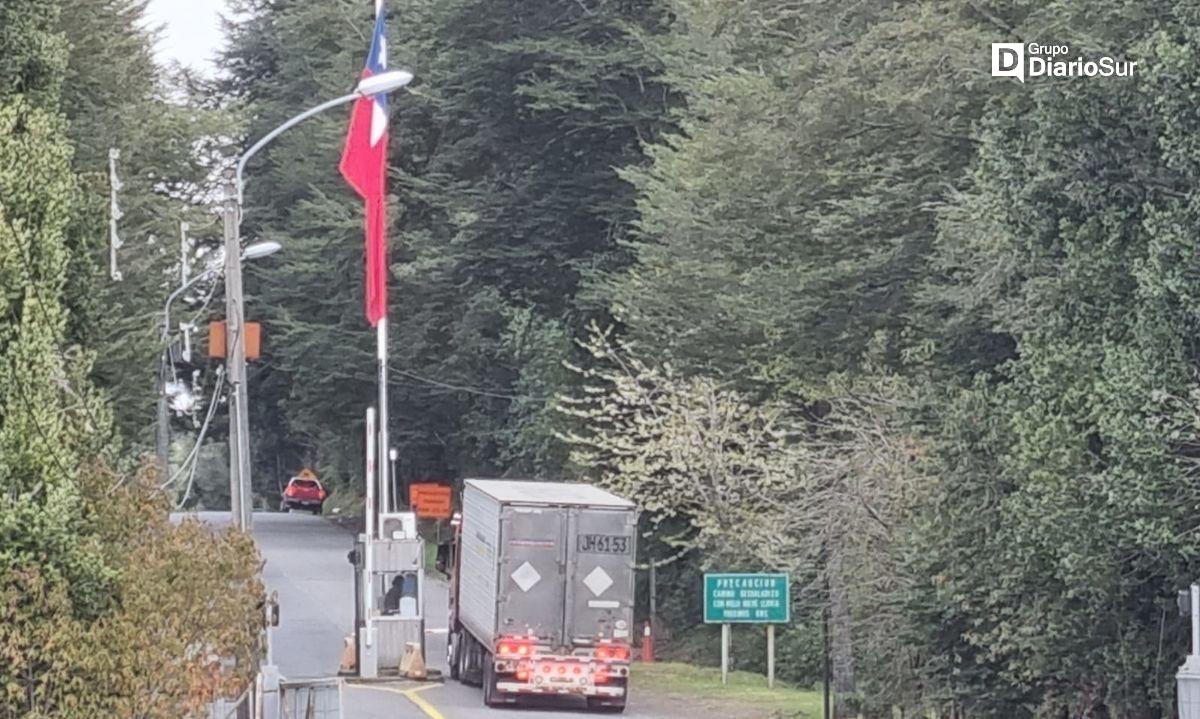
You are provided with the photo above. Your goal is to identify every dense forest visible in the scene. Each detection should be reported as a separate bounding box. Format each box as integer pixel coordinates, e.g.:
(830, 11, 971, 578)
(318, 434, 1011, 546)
(6, 0, 1200, 716)
(205, 0, 1200, 715)
(0, 1, 262, 716)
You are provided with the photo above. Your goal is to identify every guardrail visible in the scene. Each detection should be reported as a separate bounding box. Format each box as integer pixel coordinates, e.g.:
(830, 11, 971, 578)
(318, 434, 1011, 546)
(208, 684, 252, 719)
(280, 678, 343, 719)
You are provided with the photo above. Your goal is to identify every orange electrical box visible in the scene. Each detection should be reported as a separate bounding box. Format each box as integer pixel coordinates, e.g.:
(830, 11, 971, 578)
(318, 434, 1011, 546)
(208, 321, 262, 360)
(408, 483, 453, 519)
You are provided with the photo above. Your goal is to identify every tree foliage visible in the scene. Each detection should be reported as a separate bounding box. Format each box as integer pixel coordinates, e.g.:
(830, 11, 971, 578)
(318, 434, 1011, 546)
(214, 0, 1200, 715)
(0, 1, 265, 715)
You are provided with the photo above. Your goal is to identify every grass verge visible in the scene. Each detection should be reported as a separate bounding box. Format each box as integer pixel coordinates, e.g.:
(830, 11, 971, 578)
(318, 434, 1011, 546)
(632, 661, 822, 719)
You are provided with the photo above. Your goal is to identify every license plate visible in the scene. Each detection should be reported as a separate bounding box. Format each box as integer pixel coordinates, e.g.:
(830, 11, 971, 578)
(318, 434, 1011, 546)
(577, 534, 629, 554)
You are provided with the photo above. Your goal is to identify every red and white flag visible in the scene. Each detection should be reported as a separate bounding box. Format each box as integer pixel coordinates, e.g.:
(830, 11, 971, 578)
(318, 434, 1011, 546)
(340, 0, 390, 326)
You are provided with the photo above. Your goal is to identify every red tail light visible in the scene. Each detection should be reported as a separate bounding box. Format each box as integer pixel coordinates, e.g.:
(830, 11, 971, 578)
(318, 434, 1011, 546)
(595, 670, 610, 684)
(596, 645, 629, 661)
(497, 637, 534, 657)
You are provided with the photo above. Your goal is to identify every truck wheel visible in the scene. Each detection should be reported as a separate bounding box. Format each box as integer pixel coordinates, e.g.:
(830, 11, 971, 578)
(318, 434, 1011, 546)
(482, 655, 500, 707)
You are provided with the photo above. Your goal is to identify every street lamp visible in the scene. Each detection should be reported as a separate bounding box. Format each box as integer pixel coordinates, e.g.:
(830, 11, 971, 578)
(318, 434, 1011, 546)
(158, 241, 282, 481)
(224, 69, 414, 531)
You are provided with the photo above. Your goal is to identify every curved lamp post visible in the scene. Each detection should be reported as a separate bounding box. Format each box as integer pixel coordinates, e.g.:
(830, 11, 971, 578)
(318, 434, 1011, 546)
(224, 68, 414, 530)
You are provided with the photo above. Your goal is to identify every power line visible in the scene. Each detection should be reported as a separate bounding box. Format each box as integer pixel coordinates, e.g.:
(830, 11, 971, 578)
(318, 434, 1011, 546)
(390, 365, 555, 402)
(161, 366, 225, 492)
(173, 368, 225, 509)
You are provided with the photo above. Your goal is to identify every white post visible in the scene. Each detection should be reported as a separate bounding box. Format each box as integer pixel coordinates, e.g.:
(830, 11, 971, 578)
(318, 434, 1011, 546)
(767, 624, 775, 689)
(378, 320, 390, 521)
(365, 407, 376, 647)
(721, 623, 730, 686)
(180, 220, 190, 287)
(1180, 584, 1200, 718)
(1192, 584, 1199, 657)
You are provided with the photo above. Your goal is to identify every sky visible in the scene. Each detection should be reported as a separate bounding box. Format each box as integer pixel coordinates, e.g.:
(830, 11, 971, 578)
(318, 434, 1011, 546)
(144, 0, 227, 75)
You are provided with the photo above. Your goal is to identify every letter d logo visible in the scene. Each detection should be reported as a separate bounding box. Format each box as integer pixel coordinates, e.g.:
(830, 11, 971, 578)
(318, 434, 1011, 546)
(992, 43, 1024, 82)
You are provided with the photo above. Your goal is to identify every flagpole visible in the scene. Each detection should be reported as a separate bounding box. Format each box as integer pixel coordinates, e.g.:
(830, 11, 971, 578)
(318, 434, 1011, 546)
(378, 317, 390, 521)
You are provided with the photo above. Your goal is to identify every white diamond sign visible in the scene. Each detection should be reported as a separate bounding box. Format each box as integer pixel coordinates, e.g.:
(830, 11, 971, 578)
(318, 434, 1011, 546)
(584, 566, 614, 597)
(511, 561, 542, 593)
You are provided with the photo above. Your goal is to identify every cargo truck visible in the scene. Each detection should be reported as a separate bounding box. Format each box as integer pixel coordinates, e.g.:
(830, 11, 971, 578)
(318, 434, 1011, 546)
(445, 479, 638, 712)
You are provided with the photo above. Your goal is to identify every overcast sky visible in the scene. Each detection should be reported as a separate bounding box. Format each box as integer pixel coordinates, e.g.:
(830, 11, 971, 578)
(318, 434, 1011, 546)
(145, 0, 226, 74)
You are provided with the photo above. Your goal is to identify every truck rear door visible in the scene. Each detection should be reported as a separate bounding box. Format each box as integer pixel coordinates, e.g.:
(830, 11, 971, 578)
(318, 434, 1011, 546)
(497, 505, 567, 646)
(564, 507, 637, 643)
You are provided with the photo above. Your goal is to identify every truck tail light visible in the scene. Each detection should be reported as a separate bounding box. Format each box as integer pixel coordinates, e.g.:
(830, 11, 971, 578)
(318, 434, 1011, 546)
(596, 645, 629, 661)
(595, 669, 610, 684)
(497, 640, 532, 657)
(516, 670, 528, 681)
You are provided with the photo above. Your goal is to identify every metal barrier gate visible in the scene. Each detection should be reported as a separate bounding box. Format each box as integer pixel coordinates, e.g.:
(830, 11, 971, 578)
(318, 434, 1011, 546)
(208, 685, 252, 719)
(280, 678, 343, 719)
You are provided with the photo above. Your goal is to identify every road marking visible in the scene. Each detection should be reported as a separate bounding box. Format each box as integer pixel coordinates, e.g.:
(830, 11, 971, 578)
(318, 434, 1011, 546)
(402, 684, 447, 719)
(348, 683, 446, 719)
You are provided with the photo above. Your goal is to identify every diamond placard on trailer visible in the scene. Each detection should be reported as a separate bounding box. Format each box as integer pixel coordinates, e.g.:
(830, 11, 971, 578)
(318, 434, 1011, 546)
(511, 561, 542, 593)
(584, 566, 614, 597)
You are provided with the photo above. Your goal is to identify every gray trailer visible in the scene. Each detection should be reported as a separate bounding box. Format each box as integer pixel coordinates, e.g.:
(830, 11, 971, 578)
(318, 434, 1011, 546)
(446, 479, 637, 711)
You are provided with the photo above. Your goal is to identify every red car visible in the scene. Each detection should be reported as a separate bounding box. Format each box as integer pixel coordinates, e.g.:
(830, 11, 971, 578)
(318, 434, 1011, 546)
(280, 476, 326, 514)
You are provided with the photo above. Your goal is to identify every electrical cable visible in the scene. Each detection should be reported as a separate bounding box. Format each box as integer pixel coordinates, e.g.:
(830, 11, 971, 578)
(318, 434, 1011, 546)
(173, 370, 222, 509)
(161, 366, 225, 491)
(389, 364, 555, 402)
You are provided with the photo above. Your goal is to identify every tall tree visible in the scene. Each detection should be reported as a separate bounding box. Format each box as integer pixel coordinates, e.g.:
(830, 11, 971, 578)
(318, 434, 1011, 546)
(220, 0, 674, 495)
(910, 3, 1200, 715)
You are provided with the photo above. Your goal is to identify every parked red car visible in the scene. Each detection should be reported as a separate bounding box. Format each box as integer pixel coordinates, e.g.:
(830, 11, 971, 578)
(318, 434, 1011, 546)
(280, 475, 326, 514)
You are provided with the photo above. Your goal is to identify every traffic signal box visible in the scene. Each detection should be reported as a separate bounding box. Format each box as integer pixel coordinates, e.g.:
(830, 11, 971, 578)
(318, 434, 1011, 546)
(208, 320, 261, 360)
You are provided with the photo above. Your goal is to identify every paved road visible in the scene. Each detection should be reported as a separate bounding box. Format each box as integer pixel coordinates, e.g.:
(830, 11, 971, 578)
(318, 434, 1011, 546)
(183, 511, 674, 718)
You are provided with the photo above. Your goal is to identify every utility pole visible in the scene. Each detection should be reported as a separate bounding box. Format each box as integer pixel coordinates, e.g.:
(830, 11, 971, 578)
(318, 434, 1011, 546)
(223, 183, 252, 530)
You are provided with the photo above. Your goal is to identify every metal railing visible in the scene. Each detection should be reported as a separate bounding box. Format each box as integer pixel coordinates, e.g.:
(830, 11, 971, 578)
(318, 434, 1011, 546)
(208, 683, 252, 719)
(280, 678, 342, 719)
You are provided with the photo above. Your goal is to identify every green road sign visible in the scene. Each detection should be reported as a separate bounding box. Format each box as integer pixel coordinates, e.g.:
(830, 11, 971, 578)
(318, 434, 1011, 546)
(704, 573, 791, 624)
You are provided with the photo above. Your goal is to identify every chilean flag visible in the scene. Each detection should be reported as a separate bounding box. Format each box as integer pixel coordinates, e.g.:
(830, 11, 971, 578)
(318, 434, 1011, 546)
(340, 0, 390, 326)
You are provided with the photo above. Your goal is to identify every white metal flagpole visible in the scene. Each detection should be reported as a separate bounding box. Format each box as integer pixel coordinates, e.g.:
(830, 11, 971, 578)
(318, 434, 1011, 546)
(364, 407, 376, 647)
(378, 319, 390, 522)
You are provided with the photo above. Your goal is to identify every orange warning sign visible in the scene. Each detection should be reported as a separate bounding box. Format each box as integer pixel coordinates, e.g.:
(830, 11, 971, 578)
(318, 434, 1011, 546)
(296, 468, 317, 480)
(409, 483, 452, 519)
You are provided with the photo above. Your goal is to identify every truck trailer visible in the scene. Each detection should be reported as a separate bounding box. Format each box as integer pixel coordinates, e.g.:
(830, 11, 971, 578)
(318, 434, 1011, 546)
(445, 479, 638, 712)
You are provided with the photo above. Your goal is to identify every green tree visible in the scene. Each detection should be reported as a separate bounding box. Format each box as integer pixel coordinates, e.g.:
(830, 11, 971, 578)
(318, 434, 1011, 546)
(220, 0, 674, 496)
